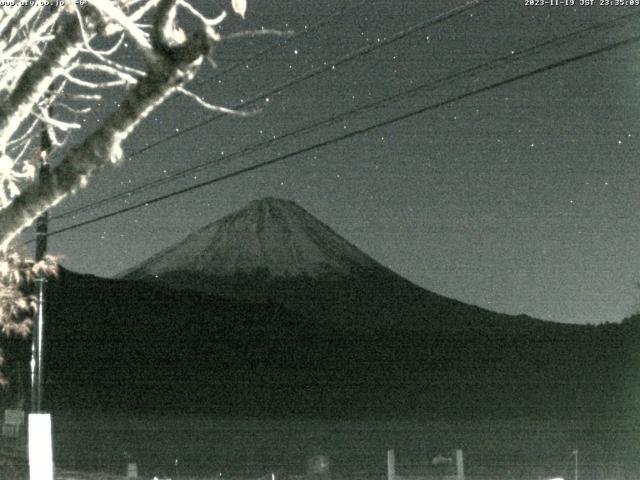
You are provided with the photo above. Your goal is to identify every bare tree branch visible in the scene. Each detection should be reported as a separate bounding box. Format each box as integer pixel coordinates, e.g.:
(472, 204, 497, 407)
(0, 0, 258, 371)
(0, 8, 211, 248)
(0, 12, 100, 147)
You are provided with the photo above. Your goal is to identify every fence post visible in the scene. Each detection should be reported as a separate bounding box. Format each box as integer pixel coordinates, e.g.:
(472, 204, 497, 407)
(387, 449, 396, 480)
(455, 449, 464, 480)
(127, 462, 138, 478)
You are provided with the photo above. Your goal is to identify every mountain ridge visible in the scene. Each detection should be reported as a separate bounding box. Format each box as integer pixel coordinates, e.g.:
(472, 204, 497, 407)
(3, 196, 630, 418)
(27, 267, 639, 419)
(122, 197, 381, 280)
(122, 197, 548, 331)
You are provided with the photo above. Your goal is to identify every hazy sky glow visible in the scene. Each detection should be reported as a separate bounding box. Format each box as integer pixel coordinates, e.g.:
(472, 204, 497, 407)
(28, 0, 640, 325)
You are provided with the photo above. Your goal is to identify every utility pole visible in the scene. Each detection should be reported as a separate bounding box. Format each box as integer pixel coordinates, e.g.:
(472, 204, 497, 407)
(28, 110, 54, 480)
(455, 449, 464, 480)
(387, 449, 395, 480)
(573, 449, 578, 480)
(31, 115, 51, 413)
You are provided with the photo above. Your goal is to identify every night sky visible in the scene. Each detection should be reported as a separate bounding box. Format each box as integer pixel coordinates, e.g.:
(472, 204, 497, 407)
(26, 0, 640, 325)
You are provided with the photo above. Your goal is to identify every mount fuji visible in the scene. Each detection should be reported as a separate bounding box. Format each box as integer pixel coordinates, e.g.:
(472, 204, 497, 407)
(2, 197, 630, 418)
(103, 197, 635, 417)
(121, 197, 541, 331)
(123, 197, 380, 279)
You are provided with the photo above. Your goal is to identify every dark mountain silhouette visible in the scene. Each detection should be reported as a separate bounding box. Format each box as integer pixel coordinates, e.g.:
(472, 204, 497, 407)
(11, 267, 633, 419)
(2, 198, 637, 421)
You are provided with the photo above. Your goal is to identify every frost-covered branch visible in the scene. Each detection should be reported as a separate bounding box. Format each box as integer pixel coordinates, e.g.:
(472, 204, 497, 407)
(222, 28, 292, 41)
(129, 0, 160, 22)
(0, 0, 254, 379)
(178, 0, 225, 43)
(32, 109, 81, 132)
(0, 0, 215, 249)
(87, 1, 152, 53)
(178, 86, 254, 116)
(0, 11, 98, 147)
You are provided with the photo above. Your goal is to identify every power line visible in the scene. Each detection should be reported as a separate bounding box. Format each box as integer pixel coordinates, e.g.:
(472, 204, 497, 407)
(48, 0, 370, 221)
(112, 0, 486, 161)
(32, 31, 640, 242)
(52, 0, 486, 221)
(51, 10, 640, 222)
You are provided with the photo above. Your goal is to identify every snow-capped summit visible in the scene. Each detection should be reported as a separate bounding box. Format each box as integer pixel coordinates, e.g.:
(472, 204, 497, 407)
(121, 197, 546, 332)
(123, 197, 380, 280)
